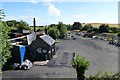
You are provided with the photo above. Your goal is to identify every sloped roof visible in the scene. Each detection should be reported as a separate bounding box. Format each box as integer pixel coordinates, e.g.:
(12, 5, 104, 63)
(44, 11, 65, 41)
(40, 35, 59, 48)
(39, 35, 56, 46)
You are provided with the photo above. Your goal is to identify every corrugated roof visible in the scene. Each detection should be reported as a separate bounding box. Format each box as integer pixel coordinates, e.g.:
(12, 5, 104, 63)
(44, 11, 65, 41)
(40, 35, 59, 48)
(39, 35, 56, 46)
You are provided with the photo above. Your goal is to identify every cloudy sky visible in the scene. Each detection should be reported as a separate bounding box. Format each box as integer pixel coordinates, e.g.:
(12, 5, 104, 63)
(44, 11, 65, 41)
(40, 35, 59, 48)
(1, 0, 119, 26)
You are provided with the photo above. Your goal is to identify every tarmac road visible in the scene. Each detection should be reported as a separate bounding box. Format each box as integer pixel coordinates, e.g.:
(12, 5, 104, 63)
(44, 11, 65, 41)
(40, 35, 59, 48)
(2, 36, 118, 79)
(58, 36, 118, 75)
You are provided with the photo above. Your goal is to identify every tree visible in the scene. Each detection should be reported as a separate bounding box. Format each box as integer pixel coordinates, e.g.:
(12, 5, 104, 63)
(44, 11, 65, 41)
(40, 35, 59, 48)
(0, 9, 5, 19)
(48, 27, 60, 40)
(6, 20, 17, 27)
(0, 9, 12, 73)
(92, 28, 99, 33)
(49, 24, 57, 28)
(66, 24, 72, 30)
(6, 20, 31, 32)
(110, 27, 119, 33)
(17, 20, 30, 31)
(80, 24, 93, 32)
(72, 22, 82, 30)
(57, 22, 64, 30)
(57, 22, 67, 39)
(99, 24, 110, 33)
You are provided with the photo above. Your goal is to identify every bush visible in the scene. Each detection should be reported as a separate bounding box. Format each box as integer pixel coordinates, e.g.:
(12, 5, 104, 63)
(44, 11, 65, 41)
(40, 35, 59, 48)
(0, 9, 12, 73)
(72, 55, 90, 80)
(117, 33, 120, 37)
(110, 27, 119, 33)
(88, 72, 120, 80)
(99, 24, 110, 33)
(80, 24, 93, 32)
(48, 27, 60, 40)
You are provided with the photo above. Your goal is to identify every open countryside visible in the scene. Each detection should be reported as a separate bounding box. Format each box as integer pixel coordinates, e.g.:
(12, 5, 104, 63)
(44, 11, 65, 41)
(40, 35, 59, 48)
(0, 1, 119, 80)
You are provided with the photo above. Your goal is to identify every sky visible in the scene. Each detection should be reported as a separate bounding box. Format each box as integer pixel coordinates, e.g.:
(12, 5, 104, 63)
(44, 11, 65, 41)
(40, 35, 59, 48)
(1, 0, 119, 26)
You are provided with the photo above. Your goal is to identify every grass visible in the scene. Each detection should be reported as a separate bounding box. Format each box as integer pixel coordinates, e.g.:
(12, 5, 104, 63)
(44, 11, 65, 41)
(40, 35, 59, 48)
(30, 26, 45, 31)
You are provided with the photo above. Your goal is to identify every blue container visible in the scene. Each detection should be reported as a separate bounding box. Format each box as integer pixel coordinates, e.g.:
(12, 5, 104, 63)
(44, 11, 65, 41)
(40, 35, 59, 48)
(19, 45, 26, 63)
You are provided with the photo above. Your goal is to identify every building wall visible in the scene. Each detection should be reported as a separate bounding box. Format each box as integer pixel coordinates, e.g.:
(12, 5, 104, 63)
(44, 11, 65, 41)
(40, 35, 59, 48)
(30, 38, 53, 61)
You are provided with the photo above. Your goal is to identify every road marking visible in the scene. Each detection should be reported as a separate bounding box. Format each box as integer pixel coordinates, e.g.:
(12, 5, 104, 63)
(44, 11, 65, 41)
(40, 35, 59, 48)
(55, 52, 75, 67)
(55, 51, 63, 66)
(66, 53, 74, 67)
(60, 52, 68, 66)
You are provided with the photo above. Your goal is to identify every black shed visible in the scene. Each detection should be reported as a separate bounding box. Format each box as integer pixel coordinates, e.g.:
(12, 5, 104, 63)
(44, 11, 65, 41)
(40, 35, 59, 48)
(29, 35, 56, 61)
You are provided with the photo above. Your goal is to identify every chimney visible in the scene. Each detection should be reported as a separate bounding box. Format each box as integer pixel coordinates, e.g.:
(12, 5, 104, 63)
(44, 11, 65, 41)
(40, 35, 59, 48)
(33, 18, 36, 32)
(45, 27, 48, 34)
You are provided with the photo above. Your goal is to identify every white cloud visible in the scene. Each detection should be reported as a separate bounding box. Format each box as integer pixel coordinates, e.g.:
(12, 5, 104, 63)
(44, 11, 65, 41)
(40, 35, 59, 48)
(42, 2, 61, 16)
(48, 3, 61, 16)
(73, 14, 85, 18)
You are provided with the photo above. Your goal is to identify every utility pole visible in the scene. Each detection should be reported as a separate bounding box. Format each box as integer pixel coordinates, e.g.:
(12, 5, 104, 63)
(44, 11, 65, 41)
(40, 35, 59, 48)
(33, 18, 36, 32)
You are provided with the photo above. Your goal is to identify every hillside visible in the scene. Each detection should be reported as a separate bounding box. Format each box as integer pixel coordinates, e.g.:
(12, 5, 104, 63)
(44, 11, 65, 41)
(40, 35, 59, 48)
(82, 23, 118, 28)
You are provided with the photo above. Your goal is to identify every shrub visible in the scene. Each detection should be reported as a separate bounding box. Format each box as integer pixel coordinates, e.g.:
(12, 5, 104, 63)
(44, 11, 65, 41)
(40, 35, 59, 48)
(117, 33, 120, 37)
(0, 9, 12, 73)
(99, 24, 110, 33)
(88, 72, 120, 80)
(72, 55, 90, 80)
(48, 27, 60, 40)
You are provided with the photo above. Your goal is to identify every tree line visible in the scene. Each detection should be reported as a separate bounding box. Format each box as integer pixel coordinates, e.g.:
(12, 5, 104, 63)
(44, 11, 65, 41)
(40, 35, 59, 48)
(69, 22, 120, 33)
(6, 20, 120, 37)
(40, 22, 120, 40)
(6, 20, 31, 32)
(3, 19, 120, 41)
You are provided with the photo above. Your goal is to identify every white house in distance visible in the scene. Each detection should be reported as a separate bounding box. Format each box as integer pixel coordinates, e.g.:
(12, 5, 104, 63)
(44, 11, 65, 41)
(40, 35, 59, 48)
(67, 31, 72, 39)
(66, 31, 76, 40)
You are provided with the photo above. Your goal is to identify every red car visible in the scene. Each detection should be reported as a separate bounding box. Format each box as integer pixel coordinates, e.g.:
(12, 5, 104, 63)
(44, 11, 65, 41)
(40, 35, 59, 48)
(83, 33, 95, 37)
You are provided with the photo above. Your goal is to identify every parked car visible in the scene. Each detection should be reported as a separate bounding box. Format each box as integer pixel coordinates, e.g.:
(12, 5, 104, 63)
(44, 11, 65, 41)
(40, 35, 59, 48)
(83, 32, 95, 38)
(93, 36, 98, 39)
(78, 32, 85, 36)
(114, 40, 120, 46)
